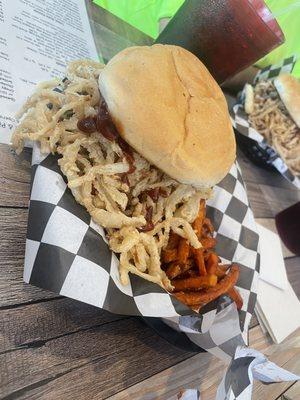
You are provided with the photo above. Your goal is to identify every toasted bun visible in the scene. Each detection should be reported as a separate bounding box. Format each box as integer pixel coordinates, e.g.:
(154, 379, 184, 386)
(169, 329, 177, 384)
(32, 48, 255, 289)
(99, 45, 235, 188)
(274, 74, 300, 128)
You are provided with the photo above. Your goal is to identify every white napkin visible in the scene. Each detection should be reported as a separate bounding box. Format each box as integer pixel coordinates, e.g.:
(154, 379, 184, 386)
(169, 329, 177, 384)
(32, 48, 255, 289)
(255, 223, 300, 343)
(256, 279, 300, 343)
(256, 223, 288, 290)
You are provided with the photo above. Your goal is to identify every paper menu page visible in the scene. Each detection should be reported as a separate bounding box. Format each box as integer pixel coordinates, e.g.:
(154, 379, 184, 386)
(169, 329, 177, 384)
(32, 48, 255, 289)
(0, 0, 99, 145)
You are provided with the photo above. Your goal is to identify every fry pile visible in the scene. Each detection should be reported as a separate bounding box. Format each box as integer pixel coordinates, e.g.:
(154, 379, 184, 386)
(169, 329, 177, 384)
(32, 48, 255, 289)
(162, 200, 243, 310)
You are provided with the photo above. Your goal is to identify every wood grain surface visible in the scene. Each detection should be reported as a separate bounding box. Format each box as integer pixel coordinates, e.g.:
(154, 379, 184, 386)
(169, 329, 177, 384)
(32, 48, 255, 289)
(0, 145, 31, 207)
(1, 2, 299, 399)
(0, 207, 59, 307)
(1, 318, 194, 400)
(282, 382, 300, 399)
(107, 326, 300, 400)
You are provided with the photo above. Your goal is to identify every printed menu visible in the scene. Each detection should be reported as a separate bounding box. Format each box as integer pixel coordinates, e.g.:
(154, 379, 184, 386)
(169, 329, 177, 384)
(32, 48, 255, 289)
(0, 0, 99, 144)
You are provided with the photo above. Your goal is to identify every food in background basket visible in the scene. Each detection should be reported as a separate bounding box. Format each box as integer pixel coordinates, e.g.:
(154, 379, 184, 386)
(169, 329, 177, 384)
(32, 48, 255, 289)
(12, 44, 241, 309)
(244, 74, 300, 175)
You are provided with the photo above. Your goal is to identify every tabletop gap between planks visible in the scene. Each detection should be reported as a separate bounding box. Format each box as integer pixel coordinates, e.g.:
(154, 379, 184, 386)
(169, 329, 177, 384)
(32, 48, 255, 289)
(275, 381, 297, 400)
(0, 317, 196, 400)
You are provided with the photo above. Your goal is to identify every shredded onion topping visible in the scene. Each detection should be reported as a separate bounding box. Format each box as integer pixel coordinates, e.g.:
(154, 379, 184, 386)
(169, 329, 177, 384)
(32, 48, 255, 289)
(12, 60, 212, 289)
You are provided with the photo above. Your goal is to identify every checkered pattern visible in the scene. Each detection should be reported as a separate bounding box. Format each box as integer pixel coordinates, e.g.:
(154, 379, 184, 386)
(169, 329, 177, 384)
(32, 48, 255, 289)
(215, 346, 300, 400)
(231, 56, 300, 189)
(22, 58, 299, 399)
(181, 346, 299, 400)
(24, 145, 260, 365)
(253, 56, 297, 84)
(27, 150, 191, 317)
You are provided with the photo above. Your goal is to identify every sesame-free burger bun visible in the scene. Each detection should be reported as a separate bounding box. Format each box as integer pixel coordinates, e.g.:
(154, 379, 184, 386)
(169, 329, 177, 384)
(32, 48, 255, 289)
(99, 44, 236, 189)
(274, 74, 300, 128)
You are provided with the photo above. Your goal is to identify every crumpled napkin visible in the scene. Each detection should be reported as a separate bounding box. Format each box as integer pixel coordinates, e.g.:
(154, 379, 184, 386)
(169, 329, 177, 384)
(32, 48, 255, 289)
(179, 346, 299, 400)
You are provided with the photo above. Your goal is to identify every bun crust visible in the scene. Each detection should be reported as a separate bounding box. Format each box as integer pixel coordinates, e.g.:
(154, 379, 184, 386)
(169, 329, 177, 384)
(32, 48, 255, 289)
(274, 74, 300, 128)
(99, 44, 236, 188)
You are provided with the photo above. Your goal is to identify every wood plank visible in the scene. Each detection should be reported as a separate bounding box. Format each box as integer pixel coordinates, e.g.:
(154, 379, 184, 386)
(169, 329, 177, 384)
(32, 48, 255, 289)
(244, 180, 300, 219)
(108, 351, 225, 400)
(106, 326, 300, 400)
(109, 326, 300, 400)
(0, 318, 195, 399)
(255, 218, 294, 259)
(0, 297, 126, 353)
(258, 184, 300, 217)
(280, 381, 300, 400)
(243, 181, 274, 218)
(0, 208, 57, 307)
(0, 144, 31, 207)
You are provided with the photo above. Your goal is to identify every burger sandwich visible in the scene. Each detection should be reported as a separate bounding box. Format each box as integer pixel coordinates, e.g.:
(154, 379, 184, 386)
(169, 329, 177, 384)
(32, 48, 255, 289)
(13, 45, 240, 309)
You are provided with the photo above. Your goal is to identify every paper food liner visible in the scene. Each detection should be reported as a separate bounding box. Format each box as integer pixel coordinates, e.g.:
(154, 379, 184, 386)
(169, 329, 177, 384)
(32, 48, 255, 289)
(23, 140, 300, 399)
(230, 55, 300, 189)
(180, 346, 299, 400)
(25, 142, 258, 349)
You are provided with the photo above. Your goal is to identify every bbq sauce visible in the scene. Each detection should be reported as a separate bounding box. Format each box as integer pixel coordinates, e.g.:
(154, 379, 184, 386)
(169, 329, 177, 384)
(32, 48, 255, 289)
(78, 100, 136, 174)
(138, 206, 154, 232)
(78, 100, 159, 230)
(77, 117, 97, 133)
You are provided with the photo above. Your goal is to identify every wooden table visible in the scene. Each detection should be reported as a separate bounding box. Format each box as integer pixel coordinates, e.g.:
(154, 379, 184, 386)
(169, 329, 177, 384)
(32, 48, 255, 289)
(1, 2, 300, 399)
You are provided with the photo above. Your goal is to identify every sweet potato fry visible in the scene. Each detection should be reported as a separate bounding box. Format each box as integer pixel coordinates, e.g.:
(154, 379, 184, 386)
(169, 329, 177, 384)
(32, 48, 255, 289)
(166, 262, 181, 279)
(178, 269, 198, 279)
(174, 264, 240, 306)
(172, 274, 217, 291)
(227, 287, 243, 310)
(206, 252, 218, 275)
(166, 259, 193, 280)
(166, 232, 180, 249)
(192, 199, 206, 238)
(216, 264, 230, 279)
(203, 217, 214, 235)
(201, 237, 216, 249)
(204, 250, 213, 260)
(178, 238, 190, 264)
(161, 248, 177, 263)
(192, 248, 207, 276)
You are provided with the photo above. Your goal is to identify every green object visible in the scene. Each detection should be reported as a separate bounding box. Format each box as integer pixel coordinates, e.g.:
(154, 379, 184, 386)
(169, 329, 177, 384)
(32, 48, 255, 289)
(93, 0, 184, 39)
(256, 0, 300, 77)
(94, 0, 300, 77)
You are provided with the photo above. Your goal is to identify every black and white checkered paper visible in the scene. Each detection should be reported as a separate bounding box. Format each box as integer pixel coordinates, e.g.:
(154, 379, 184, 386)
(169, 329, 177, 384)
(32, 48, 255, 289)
(180, 346, 299, 400)
(231, 56, 300, 189)
(25, 145, 259, 323)
(24, 144, 299, 399)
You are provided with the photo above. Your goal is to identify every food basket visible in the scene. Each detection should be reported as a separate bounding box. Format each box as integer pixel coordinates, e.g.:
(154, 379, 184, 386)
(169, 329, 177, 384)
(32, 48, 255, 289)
(231, 56, 300, 188)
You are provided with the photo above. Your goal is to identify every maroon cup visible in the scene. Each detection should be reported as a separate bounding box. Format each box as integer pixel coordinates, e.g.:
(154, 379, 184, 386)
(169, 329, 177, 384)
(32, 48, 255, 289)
(156, 0, 284, 83)
(275, 202, 300, 256)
